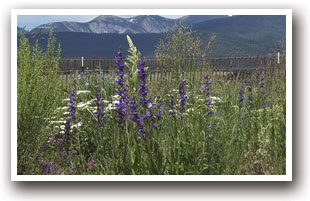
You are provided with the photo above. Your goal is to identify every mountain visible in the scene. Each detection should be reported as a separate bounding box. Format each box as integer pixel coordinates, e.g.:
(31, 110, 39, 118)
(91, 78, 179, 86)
(20, 30, 280, 58)
(126, 15, 175, 33)
(178, 15, 230, 26)
(20, 15, 286, 57)
(87, 15, 133, 33)
(193, 15, 286, 41)
(30, 15, 177, 34)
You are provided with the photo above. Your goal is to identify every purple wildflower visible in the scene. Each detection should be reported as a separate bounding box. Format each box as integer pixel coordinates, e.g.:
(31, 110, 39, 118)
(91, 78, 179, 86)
(238, 96, 244, 101)
(94, 92, 105, 129)
(137, 80, 146, 86)
(139, 87, 149, 95)
(156, 111, 162, 120)
(68, 87, 76, 122)
(115, 78, 125, 86)
(114, 49, 128, 124)
(138, 124, 145, 132)
(238, 87, 245, 108)
(86, 161, 95, 167)
(69, 162, 75, 171)
(178, 74, 188, 113)
(202, 73, 213, 116)
(207, 110, 214, 115)
(152, 123, 162, 130)
(139, 98, 152, 105)
(260, 89, 265, 94)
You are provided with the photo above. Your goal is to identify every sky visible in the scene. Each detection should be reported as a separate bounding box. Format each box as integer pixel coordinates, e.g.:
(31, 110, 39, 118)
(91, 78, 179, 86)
(17, 15, 185, 30)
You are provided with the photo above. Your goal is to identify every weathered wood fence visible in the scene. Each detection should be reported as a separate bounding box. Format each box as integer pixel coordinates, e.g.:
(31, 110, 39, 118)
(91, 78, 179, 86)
(58, 53, 285, 82)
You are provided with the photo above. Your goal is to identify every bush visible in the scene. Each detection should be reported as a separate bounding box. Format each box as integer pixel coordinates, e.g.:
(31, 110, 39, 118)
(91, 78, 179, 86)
(155, 23, 216, 86)
(17, 27, 64, 174)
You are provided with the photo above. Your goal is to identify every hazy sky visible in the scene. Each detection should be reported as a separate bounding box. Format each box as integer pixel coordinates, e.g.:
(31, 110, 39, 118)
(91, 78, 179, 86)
(17, 15, 185, 30)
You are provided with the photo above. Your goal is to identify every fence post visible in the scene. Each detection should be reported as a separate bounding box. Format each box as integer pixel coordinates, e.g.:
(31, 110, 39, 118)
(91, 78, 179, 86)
(106, 57, 109, 74)
(99, 57, 102, 75)
(263, 55, 267, 79)
(77, 57, 80, 74)
(229, 56, 233, 80)
(111, 57, 114, 73)
(250, 56, 253, 79)
(88, 56, 91, 80)
(154, 56, 157, 82)
(73, 57, 76, 75)
(81, 56, 84, 73)
(65, 58, 69, 83)
(237, 56, 241, 81)
(241, 56, 244, 80)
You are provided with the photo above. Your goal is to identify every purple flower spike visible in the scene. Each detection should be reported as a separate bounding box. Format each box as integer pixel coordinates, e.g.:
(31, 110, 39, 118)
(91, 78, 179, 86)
(118, 50, 122, 57)
(152, 123, 162, 130)
(207, 110, 214, 115)
(260, 89, 265, 94)
(238, 96, 244, 101)
(138, 124, 145, 132)
(139, 87, 149, 95)
(139, 98, 152, 105)
(137, 80, 146, 86)
(156, 111, 162, 120)
(86, 161, 95, 167)
(114, 49, 129, 125)
(138, 70, 147, 79)
(178, 73, 188, 113)
(94, 92, 105, 129)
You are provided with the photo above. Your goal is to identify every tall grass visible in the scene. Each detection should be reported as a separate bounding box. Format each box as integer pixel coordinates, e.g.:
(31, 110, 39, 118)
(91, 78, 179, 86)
(17, 27, 65, 174)
(17, 29, 286, 175)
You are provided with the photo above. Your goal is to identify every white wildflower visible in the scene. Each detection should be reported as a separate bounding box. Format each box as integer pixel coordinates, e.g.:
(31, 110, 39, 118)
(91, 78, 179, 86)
(106, 104, 115, 111)
(49, 120, 67, 124)
(186, 108, 194, 113)
(77, 90, 91, 95)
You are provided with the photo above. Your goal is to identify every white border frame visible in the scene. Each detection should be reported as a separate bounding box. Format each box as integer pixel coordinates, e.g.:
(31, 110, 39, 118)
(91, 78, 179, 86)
(11, 9, 292, 181)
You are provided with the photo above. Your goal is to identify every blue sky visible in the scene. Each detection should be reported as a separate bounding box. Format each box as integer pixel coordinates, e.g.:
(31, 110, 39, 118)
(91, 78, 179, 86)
(17, 15, 184, 30)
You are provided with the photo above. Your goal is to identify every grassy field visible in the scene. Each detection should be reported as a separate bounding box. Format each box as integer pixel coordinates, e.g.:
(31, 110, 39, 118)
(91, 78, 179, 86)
(17, 29, 286, 175)
(18, 61, 286, 175)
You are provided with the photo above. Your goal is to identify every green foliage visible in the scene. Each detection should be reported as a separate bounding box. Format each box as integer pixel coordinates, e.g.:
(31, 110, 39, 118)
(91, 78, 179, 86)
(17, 26, 64, 174)
(124, 35, 150, 93)
(124, 35, 141, 92)
(155, 24, 216, 86)
(17, 33, 286, 176)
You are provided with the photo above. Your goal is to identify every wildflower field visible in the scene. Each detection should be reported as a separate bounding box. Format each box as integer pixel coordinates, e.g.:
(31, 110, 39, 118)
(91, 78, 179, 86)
(17, 28, 286, 175)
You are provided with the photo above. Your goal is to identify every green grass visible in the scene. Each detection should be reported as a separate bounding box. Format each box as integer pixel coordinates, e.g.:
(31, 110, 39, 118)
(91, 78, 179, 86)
(20, 63, 286, 175)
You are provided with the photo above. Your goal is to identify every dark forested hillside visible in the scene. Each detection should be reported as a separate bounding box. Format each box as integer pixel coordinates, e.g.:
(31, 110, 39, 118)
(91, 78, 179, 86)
(193, 15, 286, 41)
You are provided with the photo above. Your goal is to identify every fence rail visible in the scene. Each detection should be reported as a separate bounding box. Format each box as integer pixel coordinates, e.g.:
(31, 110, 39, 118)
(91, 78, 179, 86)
(58, 54, 286, 83)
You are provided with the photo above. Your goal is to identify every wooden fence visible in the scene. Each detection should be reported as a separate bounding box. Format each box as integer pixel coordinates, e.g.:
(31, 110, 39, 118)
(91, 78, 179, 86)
(58, 53, 285, 83)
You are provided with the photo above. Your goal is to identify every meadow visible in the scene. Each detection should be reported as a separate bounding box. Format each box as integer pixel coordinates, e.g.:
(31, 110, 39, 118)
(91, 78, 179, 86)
(17, 28, 286, 175)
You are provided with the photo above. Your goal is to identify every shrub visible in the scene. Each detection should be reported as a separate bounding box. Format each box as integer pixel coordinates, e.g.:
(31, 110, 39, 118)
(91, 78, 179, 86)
(17, 27, 64, 174)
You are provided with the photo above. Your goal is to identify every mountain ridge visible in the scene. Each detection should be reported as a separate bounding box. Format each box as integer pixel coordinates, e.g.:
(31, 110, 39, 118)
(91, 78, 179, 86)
(29, 15, 230, 34)
(19, 15, 286, 57)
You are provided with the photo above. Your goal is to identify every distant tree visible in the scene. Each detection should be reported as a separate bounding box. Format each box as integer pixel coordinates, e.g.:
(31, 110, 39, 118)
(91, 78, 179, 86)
(155, 23, 216, 84)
